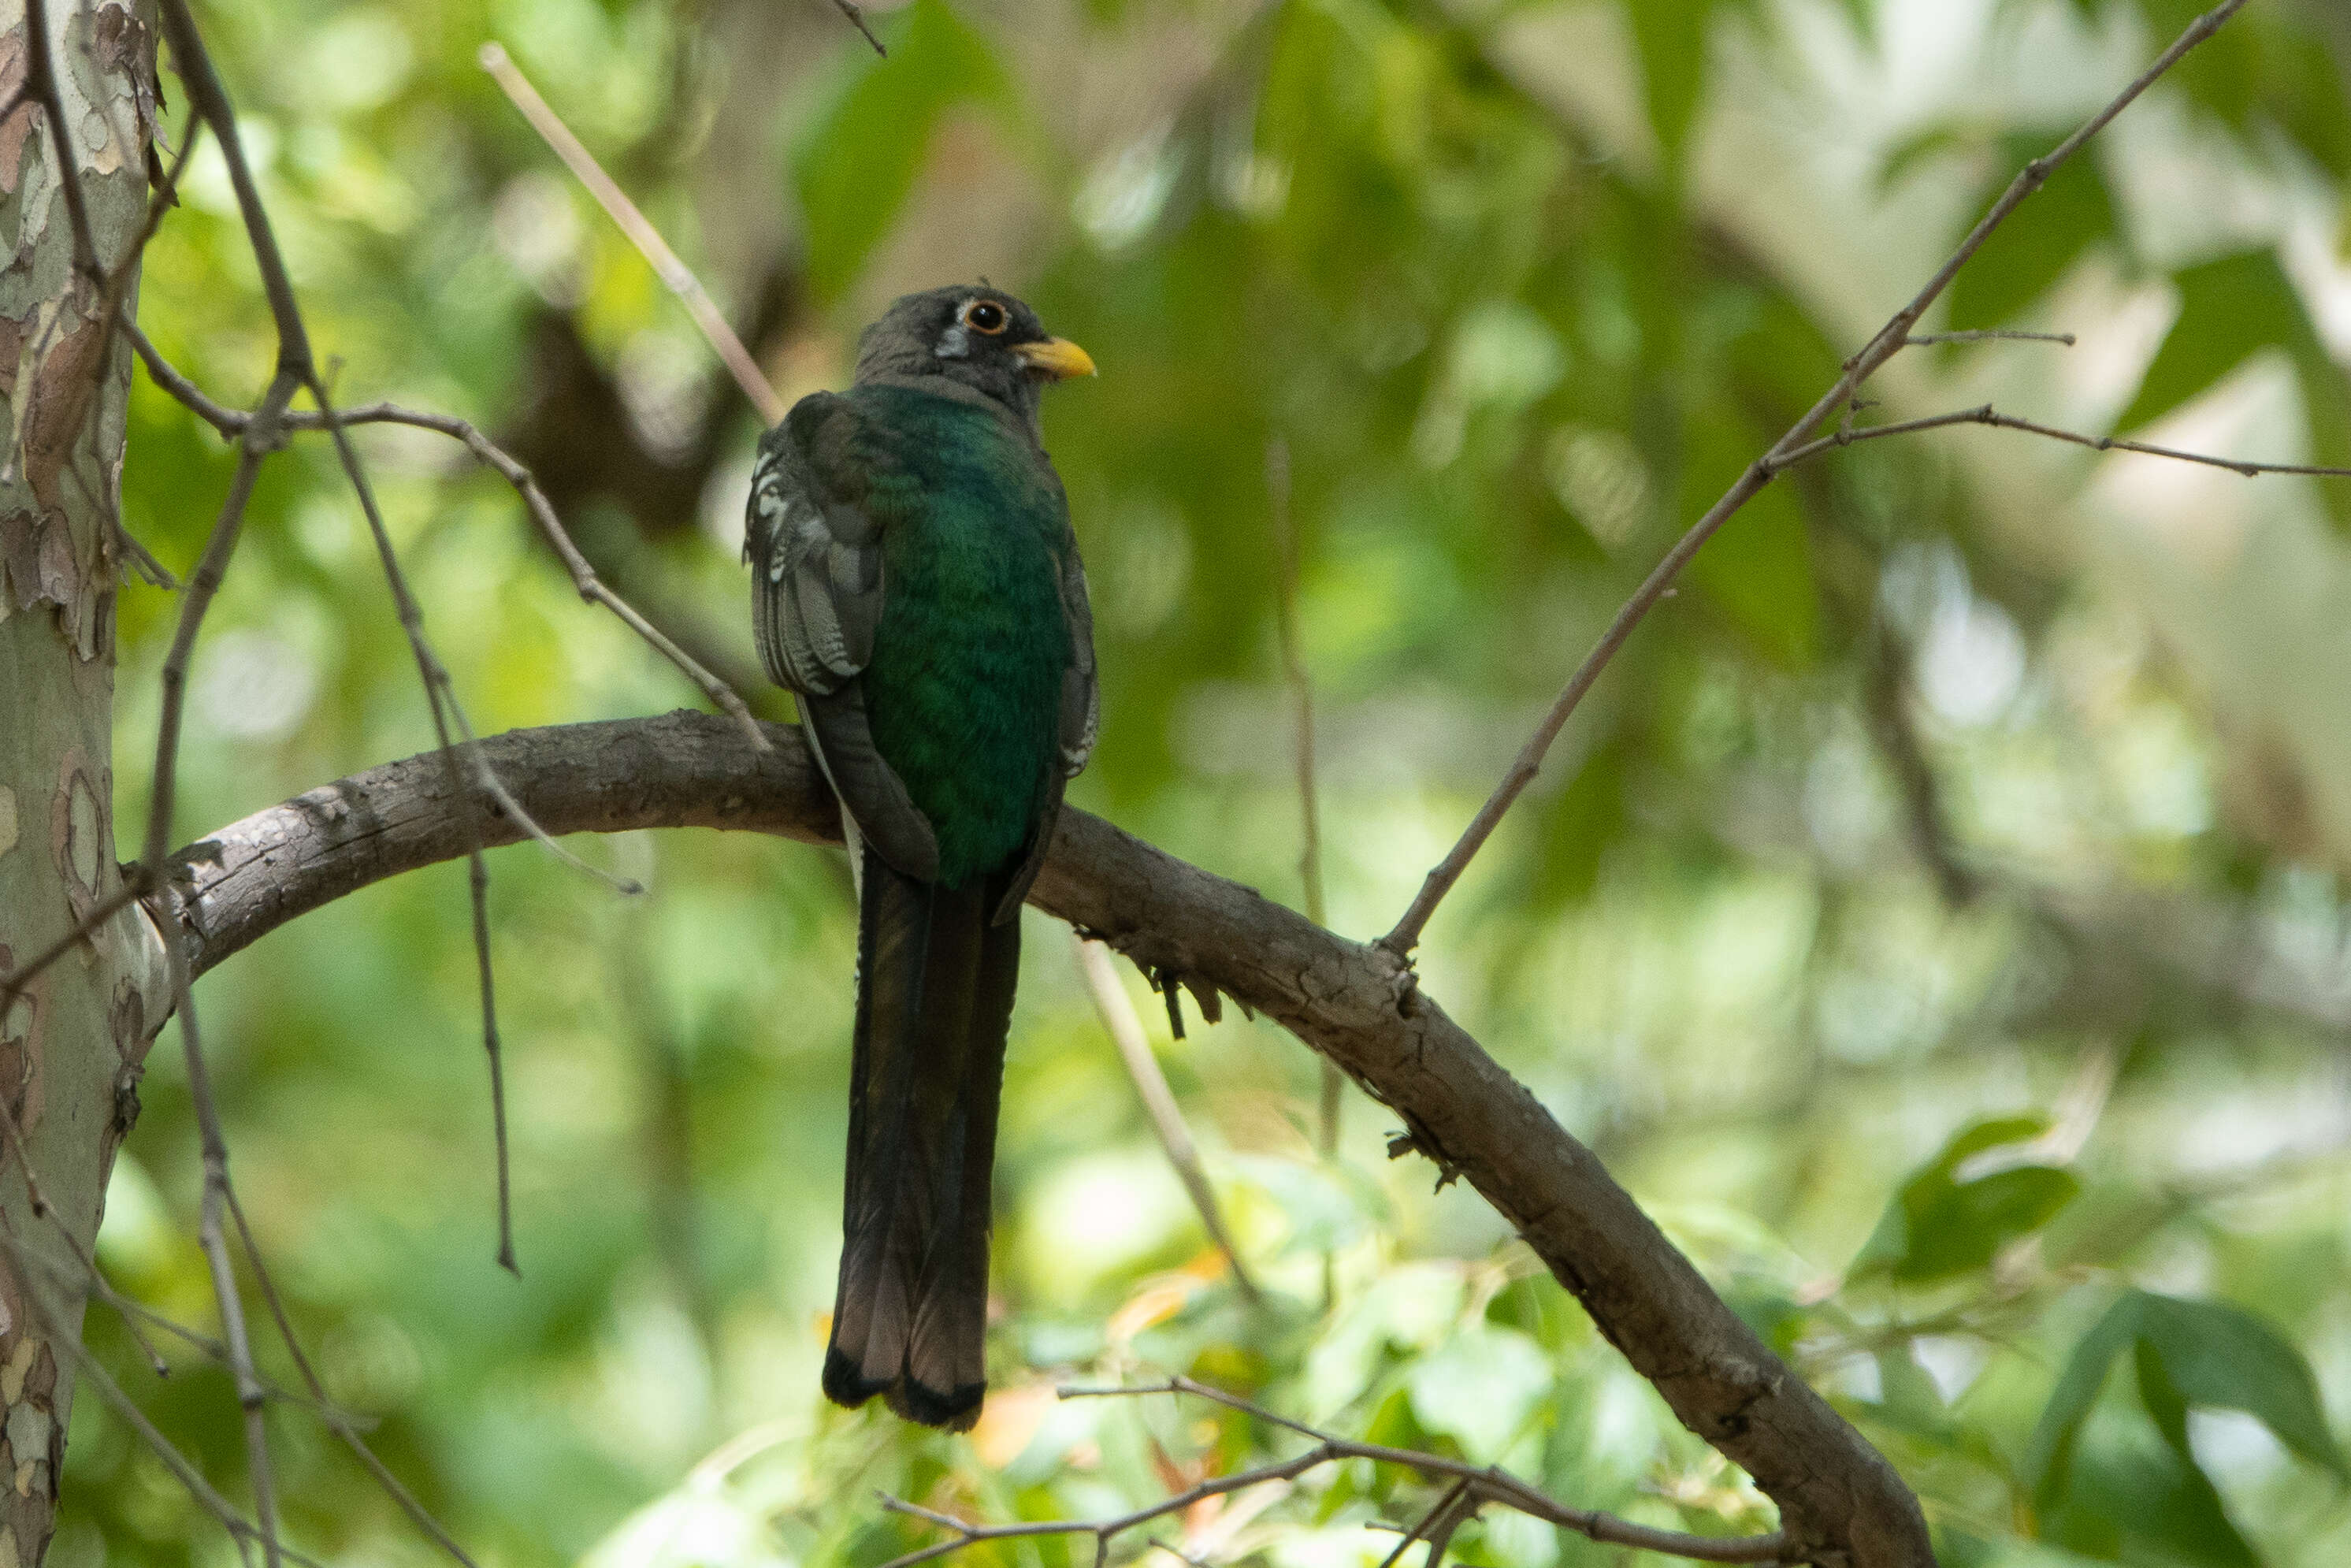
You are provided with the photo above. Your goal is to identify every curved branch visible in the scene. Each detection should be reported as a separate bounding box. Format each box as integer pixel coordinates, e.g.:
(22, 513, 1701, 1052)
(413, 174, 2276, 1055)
(169, 714, 1931, 1567)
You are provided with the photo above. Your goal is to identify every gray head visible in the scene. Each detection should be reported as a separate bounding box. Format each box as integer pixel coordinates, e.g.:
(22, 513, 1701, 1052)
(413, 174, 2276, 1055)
(851, 284, 1096, 433)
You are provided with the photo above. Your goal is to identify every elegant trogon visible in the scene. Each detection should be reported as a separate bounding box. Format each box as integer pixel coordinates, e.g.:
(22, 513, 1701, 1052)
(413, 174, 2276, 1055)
(745, 286, 1098, 1430)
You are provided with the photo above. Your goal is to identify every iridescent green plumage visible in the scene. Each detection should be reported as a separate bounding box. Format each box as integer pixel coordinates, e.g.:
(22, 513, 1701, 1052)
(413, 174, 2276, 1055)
(747, 286, 1096, 1430)
(817, 384, 1072, 886)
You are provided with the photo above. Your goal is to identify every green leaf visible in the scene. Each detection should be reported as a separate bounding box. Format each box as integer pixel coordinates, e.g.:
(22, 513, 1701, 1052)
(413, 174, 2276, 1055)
(1946, 134, 2117, 331)
(1404, 1325, 1553, 1458)
(1532, 730, 1630, 905)
(2118, 250, 2306, 433)
(2117, 247, 2351, 529)
(2040, 1434, 2260, 1568)
(1681, 402, 1820, 668)
(1851, 1116, 2078, 1284)
(1831, 0, 1875, 46)
(1874, 124, 1974, 195)
(1627, 0, 1718, 165)
(2133, 1293, 2350, 1481)
(2028, 1289, 2348, 1512)
(789, 0, 1015, 302)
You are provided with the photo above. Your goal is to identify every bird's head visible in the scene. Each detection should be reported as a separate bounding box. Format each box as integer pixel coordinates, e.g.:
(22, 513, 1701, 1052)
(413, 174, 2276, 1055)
(852, 284, 1096, 433)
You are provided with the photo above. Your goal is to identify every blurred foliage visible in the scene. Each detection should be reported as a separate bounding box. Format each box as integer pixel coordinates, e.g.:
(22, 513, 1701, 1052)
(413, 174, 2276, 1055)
(58, 0, 2351, 1565)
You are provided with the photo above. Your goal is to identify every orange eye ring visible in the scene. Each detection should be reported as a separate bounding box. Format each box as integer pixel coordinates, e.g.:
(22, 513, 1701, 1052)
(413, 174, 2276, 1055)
(962, 299, 1009, 335)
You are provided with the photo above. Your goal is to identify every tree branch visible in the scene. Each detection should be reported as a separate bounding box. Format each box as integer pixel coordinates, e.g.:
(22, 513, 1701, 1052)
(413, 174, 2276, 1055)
(171, 713, 1933, 1566)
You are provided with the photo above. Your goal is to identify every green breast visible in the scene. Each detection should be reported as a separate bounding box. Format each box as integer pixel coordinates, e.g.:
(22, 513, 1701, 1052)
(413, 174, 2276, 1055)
(853, 385, 1072, 889)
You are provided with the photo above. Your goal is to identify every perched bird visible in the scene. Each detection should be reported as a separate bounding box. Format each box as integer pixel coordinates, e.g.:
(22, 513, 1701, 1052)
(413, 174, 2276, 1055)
(745, 286, 1098, 1430)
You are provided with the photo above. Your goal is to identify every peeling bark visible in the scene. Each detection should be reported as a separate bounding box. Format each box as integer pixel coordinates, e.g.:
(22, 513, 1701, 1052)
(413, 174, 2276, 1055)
(0, 2, 159, 1559)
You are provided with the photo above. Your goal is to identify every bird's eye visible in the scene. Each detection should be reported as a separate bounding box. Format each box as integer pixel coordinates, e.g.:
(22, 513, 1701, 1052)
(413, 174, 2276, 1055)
(963, 299, 1008, 335)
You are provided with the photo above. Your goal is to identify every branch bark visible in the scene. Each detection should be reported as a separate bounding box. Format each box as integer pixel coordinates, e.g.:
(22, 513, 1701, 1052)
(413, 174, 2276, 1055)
(170, 713, 1933, 1567)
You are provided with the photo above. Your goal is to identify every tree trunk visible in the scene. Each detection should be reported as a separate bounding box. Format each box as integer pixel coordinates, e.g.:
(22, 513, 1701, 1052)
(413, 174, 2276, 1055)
(0, 2, 162, 1559)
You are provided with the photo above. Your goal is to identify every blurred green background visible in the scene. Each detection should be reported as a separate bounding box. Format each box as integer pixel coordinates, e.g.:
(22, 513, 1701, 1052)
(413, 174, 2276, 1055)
(69, 0, 2351, 1564)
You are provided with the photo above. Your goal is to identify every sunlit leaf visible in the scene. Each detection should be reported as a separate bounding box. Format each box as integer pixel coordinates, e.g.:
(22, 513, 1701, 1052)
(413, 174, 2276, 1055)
(2028, 1288, 2348, 1518)
(1945, 135, 2119, 333)
(1627, 0, 1718, 166)
(2118, 251, 2306, 433)
(1851, 1117, 2078, 1284)
(1405, 1325, 1553, 1458)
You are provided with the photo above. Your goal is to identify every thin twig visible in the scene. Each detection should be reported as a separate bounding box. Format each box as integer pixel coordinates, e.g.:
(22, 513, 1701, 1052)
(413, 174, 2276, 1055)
(32, 1286, 330, 1568)
(1379, 1476, 1473, 1568)
(165, 922, 285, 1568)
(142, 407, 289, 876)
(157, 2, 309, 355)
(296, 370, 525, 1272)
(477, 43, 788, 425)
(22, 0, 98, 280)
(223, 1187, 483, 1568)
(132, 67, 311, 1552)
(826, 0, 889, 56)
(0, 1093, 169, 1376)
(1903, 329, 2075, 347)
(1773, 401, 2351, 478)
(0, 877, 147, 1016)
(1266, 440, 1341, 1163)
(1379, 0, 2255, 956)
(0, 1232, 377, 1425)
(1072, 936, 1261, 1303)
(121, 328, 769, 749)
(875, 1375, 1790, 1568)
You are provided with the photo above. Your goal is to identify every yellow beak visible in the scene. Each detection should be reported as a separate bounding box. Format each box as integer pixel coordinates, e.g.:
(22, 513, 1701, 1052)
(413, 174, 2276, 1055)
(1013, 336, 1098, 381)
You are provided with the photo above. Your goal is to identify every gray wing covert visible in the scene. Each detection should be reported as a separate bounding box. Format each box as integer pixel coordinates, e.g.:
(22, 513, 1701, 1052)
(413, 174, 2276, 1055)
(747, 399, 881, 697)
(746, 396, 941, 882)
(1058, 550, 1099, 777)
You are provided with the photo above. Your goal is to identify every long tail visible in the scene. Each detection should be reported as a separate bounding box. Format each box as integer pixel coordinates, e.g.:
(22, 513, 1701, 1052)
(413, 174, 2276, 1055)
(823, 844, 1019, 1431)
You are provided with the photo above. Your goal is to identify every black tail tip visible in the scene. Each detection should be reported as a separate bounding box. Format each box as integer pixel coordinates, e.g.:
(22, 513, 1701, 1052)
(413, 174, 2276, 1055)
(822, 1347, 890, 1412)
(823, 1349, 986, 1433)
(892, 1377, 986, 1432)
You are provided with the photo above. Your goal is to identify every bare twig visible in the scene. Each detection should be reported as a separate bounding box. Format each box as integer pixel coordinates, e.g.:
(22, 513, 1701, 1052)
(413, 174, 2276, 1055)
(826, 0, 889, 56)
(35, 1292, 328, 1568)
(872, 1376, 1790, 1568)
(1772, 400, 2351, 478)
(1266, 439, 1342, 1161)
(1904, 329, 2075, 347)
(0, 1093, 169, 1376)
(121, 328, 768, 749)
(297, 373, 526, 1272)
(223, 1187, 483, 1568)
(0, 878, 147, 1016)
(145, 6, 511, 1553)
(1379, 1476, 1474, 1568)
(477, 43, 788, 425)
(1381, 0, 2255, 956)
(0, 1232, 376, 1425)
(1073, 936, 1261, 1303)
(22, 0, 98, 278)
(163, 926, 284, 1568)
(142, 392, 294, 877)
(157, 2, 308, 355)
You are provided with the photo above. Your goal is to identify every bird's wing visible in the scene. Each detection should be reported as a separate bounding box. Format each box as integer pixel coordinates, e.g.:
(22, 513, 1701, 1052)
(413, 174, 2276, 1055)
(747, 393, 941, 882)
(1057, 548, 1099, 778)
